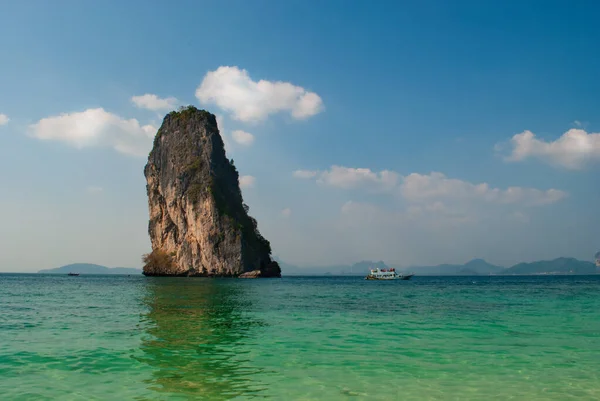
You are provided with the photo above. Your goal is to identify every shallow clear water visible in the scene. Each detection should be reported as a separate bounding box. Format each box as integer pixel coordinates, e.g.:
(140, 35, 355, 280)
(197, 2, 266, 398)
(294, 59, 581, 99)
(1, 274, 599, 400)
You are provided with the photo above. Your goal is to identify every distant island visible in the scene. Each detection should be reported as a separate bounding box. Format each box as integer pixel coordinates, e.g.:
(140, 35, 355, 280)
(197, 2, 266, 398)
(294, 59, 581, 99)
(38, 263, 142, 275)
(279, 257, 599, 276)
(503, 257, 597, 275)
(38, 257, 597, 276)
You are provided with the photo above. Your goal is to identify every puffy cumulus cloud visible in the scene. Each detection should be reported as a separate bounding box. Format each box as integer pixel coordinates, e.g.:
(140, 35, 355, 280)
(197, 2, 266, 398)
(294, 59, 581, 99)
(294, 166, 399, 192)
(195, 66, 324, 123)
(239, 175, 255, 189)
(400, 172, 567, 206)
(0, 113, 9, 126)
(296, 166, 567, 208)
(502, 129, 600, 169)
(231, 130, 254, 146)
(29, 108, 156, 157)
(131, 94, 179, 111)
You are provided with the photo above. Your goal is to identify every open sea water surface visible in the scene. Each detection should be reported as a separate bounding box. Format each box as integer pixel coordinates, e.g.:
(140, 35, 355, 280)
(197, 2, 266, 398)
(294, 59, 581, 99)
(1, 274, 599, 400)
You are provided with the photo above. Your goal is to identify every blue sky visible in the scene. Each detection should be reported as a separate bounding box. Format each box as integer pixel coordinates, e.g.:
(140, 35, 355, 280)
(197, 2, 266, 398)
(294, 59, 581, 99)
(1, 0, 599, 272)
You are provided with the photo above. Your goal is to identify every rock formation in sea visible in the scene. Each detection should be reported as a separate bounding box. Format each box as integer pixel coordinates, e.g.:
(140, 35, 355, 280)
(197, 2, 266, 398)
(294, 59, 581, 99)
(143, 106, 281, 278)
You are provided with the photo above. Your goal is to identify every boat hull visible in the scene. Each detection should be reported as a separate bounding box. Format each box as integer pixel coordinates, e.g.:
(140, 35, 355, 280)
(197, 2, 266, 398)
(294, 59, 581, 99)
(365, 267, 414, 280)
(366, 276, 397, 280)
(365, 274, 413, 280)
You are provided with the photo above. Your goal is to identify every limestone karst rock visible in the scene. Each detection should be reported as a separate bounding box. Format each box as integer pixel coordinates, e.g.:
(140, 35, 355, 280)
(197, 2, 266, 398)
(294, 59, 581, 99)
(143, 106, 281, 278)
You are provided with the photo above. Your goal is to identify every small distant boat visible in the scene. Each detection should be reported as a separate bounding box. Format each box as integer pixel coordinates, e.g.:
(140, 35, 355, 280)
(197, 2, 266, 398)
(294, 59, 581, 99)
(67, 272, 79, 276)
(365, 267, 414, 280)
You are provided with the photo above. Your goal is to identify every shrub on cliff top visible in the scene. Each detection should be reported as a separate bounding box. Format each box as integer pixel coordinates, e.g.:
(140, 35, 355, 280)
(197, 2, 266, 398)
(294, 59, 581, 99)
(168, 105, 212, 121)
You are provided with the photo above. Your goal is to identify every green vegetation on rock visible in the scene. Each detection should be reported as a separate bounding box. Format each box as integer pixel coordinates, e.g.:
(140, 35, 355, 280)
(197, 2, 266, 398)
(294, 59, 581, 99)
(142, 249, 175, 274)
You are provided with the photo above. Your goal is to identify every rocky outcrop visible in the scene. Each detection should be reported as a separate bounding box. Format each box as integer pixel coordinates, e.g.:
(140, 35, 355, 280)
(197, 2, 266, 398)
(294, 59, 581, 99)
(143, 106, 281, 278)
(238, 270, 262, 279)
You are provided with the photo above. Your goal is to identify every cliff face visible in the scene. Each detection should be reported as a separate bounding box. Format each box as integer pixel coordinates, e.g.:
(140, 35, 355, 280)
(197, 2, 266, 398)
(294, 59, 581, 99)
(143, 106, 281, 277)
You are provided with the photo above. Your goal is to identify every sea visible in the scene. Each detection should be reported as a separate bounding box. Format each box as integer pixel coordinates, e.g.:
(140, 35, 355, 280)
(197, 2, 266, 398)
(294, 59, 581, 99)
(1, 274, 599, 400)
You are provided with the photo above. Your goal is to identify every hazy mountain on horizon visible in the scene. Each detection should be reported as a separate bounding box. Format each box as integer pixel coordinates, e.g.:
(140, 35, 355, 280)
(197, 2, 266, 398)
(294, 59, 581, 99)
(38, 263, 142, 275)
(503, 257, 597, 275)
(406, 258, 505, 276)
(278, 257, 598, 276)
(37, 257, 598, 276)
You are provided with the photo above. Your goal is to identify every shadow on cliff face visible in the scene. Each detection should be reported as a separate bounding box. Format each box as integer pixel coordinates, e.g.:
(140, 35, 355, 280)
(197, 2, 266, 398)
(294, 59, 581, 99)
(136, 278, 269, 400)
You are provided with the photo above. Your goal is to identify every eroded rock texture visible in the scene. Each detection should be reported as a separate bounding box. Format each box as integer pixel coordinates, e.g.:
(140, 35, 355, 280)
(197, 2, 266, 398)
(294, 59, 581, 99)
(143, 106, 281, 278)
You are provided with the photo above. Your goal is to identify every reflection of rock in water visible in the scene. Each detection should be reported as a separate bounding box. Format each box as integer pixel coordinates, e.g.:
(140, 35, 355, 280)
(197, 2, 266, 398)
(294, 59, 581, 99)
(137, 279, 268, 400)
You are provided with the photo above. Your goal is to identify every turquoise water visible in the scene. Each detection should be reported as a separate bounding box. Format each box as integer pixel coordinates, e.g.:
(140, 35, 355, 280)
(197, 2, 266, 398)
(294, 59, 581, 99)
(1, 274, 600, 400)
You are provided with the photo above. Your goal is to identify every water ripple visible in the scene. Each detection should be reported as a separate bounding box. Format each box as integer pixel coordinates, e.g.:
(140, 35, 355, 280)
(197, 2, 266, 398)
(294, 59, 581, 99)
(1, 274, 600, 400)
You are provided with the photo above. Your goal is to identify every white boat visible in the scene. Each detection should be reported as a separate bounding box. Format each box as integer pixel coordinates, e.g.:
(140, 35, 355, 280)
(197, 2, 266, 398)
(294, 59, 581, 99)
(365, 267, 414, 280)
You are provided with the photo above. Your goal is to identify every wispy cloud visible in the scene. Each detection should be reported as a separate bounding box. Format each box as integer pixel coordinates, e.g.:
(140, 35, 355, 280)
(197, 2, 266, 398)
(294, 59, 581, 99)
(400, 172, 566, 206)
(293, 169, 319, 179)
(295, 166, 567, 207)
(294, 166, 399, 192)
(0, 113, 9, 126)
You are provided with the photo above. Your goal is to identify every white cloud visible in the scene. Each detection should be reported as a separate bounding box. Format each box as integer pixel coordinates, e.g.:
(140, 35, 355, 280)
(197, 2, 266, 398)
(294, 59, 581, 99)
(293, 169, 319, 179)
(296, 166, 567, 207)
(281, 208, 292, 217)
(294, 166, 399, 192)
(86, 186, 103, 194)
(400, 172, 566, 206)
(195, 66, 324, 123)
(502, 129, 600, 169)
(231, 130, 254, 146)
(0, 113, 9, 126)
(318, 166, 399, 192)
(239, 175, 255, 189)
(29, 108, 156, 157)
(131, 94, 178, 112)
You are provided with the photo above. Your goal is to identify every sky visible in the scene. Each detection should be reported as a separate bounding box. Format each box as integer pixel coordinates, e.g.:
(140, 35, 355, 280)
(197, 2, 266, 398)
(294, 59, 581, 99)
(0, 0, 599, 272)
